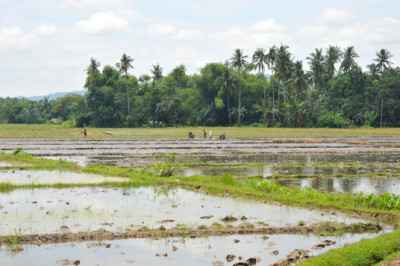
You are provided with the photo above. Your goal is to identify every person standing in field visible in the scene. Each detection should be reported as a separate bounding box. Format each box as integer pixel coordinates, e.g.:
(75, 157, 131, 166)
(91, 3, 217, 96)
(84, 127, 87, 138)
(209, 130, 212, 139)
(203, 130, 206, 138)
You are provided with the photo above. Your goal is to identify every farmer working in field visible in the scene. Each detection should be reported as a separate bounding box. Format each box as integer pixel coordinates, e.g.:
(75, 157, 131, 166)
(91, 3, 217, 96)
(84, 127, 87, 137)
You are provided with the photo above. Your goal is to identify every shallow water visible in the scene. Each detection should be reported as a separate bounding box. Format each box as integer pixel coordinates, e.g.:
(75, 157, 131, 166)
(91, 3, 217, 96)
(275, 177, 400, 195)
(0, 170, 127, 185)
(0, 233, 382, 265)
(45, 153, 400, 168)
(0, 187, 362, 235)
(182, 164, 391, 178)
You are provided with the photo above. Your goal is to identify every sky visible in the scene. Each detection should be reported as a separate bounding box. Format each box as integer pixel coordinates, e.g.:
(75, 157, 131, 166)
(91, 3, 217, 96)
(0, 0, 399, 97)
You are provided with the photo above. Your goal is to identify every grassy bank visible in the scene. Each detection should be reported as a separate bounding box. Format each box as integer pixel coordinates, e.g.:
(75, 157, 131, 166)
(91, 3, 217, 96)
(1, 124, 400, 139)
(299, 229, 400, 266)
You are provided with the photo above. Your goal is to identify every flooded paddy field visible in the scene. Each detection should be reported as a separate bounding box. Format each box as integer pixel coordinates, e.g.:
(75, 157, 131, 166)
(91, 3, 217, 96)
(0, 136, 399, 265)
(0, 233, 382, 266)
(0, 187, 362, 235)
(0, 170, 127, 185)
(275, 177, 400, 195)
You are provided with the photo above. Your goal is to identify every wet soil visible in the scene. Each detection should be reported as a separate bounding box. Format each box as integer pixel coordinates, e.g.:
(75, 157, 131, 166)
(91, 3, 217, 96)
(0, 137, 399, 158)
(0, 222, 381, 245)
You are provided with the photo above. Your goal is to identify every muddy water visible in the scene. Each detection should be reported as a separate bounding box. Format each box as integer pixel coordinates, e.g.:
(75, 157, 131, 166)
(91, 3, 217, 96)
(0, 170, 127, 185)
(0, 187, 362, 235)
(0, 233, 382, 265)
(275, 178, 400, 195)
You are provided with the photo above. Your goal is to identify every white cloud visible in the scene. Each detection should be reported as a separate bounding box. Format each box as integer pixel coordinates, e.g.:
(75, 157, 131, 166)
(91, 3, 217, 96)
(250, 18, 286, 32)
(74, 12, 130, 35)
(147, 24, 174, 36)
(175, 29, 206, 40)
(35, 23, 58, 35)
(0, 27, 36, 50)
(315, 7, 354, 25)
(63, 0, 123, 8)
(299, 25, 328, 37)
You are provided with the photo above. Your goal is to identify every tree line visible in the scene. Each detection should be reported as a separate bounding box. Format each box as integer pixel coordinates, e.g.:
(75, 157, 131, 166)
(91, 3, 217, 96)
(1, 45, 399, 128)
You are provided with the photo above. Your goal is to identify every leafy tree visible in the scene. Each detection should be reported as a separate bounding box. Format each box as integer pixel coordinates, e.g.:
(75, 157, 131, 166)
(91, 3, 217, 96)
(230, 49, 248, 125)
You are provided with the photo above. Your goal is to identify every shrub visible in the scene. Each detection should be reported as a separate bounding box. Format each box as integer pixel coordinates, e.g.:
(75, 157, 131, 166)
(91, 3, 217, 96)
(317, 112, 350, 128)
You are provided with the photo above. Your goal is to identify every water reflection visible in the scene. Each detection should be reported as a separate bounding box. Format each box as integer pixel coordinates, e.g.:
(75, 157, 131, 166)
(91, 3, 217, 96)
(0, 233, 383, 265)
(275, 178, 400, 195)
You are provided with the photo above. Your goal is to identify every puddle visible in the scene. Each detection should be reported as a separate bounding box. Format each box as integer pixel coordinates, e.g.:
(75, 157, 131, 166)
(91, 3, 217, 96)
(275, 178, 400, 195)
(0, 233, 383, 265)
(0, 187, 362, 235)
(0, 170, 127, 185)
(0, 162, 12, 167)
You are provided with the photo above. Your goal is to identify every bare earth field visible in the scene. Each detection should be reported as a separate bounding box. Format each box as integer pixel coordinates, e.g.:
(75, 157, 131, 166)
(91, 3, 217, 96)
(0, 137, 400, 157)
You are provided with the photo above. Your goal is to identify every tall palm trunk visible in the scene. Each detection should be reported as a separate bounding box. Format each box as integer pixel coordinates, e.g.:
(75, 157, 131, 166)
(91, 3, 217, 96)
(271, 72, 275, 124)
(126, 75, 130, 116)
(227, 93, 231, 126)
(238, 67, 241, 126)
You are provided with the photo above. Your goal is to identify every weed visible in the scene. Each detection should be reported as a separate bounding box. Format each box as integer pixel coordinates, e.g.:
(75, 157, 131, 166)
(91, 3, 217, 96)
(298, 220, 306, 226)
(153, 153, 176, 177)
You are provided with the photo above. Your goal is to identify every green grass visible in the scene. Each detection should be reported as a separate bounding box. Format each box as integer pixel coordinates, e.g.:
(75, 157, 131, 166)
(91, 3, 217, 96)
(1, 124, 400, 139)
(299, 229, 400, 266)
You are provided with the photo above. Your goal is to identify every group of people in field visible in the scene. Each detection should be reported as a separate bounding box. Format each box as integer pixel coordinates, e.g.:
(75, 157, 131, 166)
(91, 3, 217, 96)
(83, 127, 224, 140)
(189, 130, 225, 140)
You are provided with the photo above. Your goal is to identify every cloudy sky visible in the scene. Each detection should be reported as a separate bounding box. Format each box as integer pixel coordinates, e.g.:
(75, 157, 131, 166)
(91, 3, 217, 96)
(0, 0, 399, 97)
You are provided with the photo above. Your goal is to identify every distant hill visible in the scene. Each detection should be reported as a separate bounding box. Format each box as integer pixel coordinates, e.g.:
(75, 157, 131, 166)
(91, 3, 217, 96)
(19, 90, 85, 101)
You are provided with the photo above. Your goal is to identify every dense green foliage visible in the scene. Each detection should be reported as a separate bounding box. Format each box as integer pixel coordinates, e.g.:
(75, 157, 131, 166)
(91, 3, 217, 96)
(1, 46, 398, 128)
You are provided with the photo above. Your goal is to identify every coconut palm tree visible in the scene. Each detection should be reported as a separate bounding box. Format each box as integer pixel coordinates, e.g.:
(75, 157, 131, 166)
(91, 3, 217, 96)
(288, 61, 308, 98)
(324, 45, 342, 80)
(374, 48, 393, 73)
(274, 44, 293, 104)
(266, 45, 277, 122)
(151, 64, 164, 81)
(307, 48, 325, 92)
(116, 54, 134, 116)
(86, 57, 100, 77)
(252, 48, 268, 102)
(339, 46, 358, 73)
(230, 49, 248, 125)
(216, 66, 237, 126)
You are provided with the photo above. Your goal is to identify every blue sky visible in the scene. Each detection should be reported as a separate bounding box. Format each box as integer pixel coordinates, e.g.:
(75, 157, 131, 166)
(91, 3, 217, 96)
(0, 0, 399, 97)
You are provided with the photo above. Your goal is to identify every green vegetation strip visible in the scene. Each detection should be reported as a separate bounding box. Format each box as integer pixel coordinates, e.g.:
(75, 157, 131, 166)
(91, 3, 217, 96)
(298, 229, 400, 266)
(1, 125, 400, 139)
